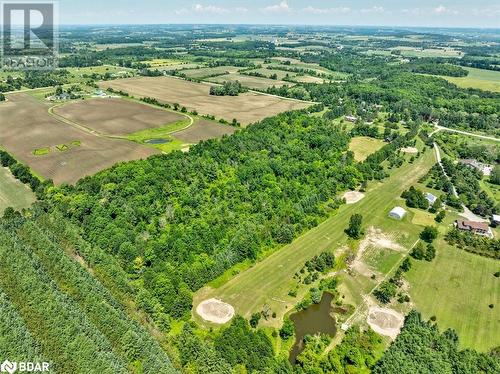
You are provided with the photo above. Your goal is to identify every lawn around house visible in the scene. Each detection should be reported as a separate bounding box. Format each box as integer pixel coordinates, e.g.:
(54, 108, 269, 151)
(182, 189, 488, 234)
(406, 229, 499, 352)
(193, 148, 436, 328)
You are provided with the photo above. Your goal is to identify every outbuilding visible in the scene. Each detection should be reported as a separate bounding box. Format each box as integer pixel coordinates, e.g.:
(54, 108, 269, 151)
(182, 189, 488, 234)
(389, 206, 407, 220)
(424, 192, 438, 206)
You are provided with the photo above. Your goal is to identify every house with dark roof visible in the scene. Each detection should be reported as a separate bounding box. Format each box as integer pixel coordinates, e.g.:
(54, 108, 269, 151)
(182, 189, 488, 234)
(455, 219, 493, 238)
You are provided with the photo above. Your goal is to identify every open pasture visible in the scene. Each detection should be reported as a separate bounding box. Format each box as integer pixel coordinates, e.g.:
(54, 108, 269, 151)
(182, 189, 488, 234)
(244, 68, 297, 80)
(349, 136, 386, 162)
(442, 67, 500, 92)
(0, 94, 157, 185)
(206, 73, 292, 90)
(407, 232, 499, 351)
(0, 167, 36, 213)
(101, 76, 312, 126)
(53, 98, 187, 136)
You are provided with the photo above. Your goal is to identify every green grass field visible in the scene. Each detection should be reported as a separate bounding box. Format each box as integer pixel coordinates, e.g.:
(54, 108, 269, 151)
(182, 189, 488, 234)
(0, 167, 36, 213)
(442, 67, 500, 92)
(126, 119, 192, 153)
(349, 137, 386, 162)
(193, 148, 436, 327)
(407, 226, 499, 352)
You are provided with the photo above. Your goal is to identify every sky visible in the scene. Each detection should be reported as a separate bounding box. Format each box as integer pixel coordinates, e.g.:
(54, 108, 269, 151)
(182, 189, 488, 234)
(60, 0, 500, 28)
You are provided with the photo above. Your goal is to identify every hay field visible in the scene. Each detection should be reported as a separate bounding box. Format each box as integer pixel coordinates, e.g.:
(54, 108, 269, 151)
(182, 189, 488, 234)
(349, 137, 386, 162)
(443, 67, 500, 93)
(101, 76, 312, 126)
(53, 98, 187, 136)
(206, 73, 292, 90)
(0, 94, 157, 185)
(0, 167, 36, 212)
(244, 68, 297, 80)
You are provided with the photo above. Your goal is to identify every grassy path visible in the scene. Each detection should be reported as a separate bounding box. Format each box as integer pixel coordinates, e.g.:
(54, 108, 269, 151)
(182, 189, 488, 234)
(194, 149, 436, 327)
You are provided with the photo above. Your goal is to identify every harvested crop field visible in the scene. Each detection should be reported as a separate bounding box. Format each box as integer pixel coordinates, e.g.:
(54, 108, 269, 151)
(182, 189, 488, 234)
(180, 66, 242, 79)
(0, 94, 158, 185)
(207, 73, 292, 90)
(101, 76, 313, 126)
(53, 98, 186, 136)
(173, 120, 237, 143)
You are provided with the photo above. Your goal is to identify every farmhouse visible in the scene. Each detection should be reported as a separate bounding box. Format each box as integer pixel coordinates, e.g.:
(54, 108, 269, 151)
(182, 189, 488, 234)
(455, 220, 493, 238)
(389, 207, 407, 220)
(424, 192, 438, 205)
(460, 159, 493, 176)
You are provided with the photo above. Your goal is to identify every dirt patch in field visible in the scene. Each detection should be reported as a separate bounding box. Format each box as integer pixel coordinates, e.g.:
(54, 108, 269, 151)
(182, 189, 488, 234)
(54, 98, 186, 136)
(196, 298, 235, 324)
(343, 191, 365, 204)
(367, 306, 404, 340)
(400, 147, 418, 154)
(173, 119, 237, 143)
(349, 227, 404, 278)
(101, 76, 312, 126)
(0, 93, 158, 185)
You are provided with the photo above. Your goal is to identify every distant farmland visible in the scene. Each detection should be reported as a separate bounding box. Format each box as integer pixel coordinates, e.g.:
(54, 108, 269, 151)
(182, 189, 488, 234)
(0, 94, 157, 185)
(206, 73, 292, 90)
(101, 76, 313, 125)
(53, 98, 187, 136)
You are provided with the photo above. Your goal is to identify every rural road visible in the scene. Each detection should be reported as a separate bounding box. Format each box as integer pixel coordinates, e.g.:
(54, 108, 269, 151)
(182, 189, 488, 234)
(432, 124, 500, 142)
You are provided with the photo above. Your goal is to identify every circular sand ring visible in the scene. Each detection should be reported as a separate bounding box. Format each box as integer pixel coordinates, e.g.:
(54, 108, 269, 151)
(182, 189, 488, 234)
(196, 298, 235, 324)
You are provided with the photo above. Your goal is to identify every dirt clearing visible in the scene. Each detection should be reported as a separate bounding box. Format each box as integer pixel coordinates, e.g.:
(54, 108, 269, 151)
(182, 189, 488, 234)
(367, 306, 404, 340)
(400, 147, 418, 154)
(196, 298, 235, 324)
(343, 191, 365, 204)
(101, 76, 312, 126)
(173, 120, 237, 143)
(53, 98, 186, 136)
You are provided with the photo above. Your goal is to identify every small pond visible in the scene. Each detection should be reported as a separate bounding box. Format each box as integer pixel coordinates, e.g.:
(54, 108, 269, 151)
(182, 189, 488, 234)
(289, 292, 337, 363)
(145, 138, 171, 144)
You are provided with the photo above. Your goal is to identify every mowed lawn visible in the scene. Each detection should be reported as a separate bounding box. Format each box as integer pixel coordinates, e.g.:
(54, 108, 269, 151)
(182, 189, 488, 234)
(193, 149, 435, 327)
(349, 137, 386, 162)
(443, 67, 500, 93)
(407, 235, 499, 352)
(0, 167, 36, 212)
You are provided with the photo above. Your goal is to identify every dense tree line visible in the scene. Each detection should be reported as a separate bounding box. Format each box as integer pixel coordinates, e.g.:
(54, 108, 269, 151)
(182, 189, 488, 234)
(209, 80, 247, 96)
(373, 311, 500, 373)
(446, 229, 499, 259)
(0, 149, 43, 193)
(407, 62, 468, 77)
(441, 158, 497, 217)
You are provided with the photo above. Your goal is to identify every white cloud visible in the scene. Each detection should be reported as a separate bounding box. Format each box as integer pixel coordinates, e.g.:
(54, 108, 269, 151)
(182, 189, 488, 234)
(192, 4, 229, 14)
(302, 6, 351, 15)
(235, 7, 249, 13)
(433, 5, 459, 15)
(261, 1, 291, 14)
(361, 6, 385, 14)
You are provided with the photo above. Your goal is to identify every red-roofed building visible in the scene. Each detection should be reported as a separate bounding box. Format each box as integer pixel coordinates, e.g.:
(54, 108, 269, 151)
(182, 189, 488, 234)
(455, 220, 493, 238)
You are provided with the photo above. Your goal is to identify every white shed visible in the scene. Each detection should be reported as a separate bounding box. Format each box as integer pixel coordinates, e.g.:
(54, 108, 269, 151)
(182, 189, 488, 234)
(389, 207, 407, 220)
(424, 192, 438, 205)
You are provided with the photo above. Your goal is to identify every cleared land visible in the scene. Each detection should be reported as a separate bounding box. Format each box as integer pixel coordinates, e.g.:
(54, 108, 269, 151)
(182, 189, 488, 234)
(244, 68, 297, 80)
(180, 66, 242, 79)
(349, 137, 386, 162)
(173, 120, 237, 143)
(207, 73, 292, 90)
(193, 150, 435, 327)
(53, 98, 186, 136)
(442, 67, 500, 92)
(0, 167, 36, 212)
(407, 234, 499, 351)
(0, 94, 157, 184)
(101, 76, 312, 126)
